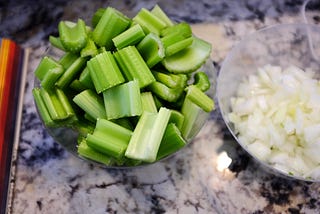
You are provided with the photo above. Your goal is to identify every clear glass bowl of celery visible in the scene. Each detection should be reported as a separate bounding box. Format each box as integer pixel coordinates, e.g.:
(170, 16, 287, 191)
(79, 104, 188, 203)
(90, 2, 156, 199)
(33, 5, 216, 168)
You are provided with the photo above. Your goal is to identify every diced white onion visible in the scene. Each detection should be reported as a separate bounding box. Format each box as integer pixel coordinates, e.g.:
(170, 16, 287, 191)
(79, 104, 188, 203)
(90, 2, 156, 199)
(229, 64, 320, 180)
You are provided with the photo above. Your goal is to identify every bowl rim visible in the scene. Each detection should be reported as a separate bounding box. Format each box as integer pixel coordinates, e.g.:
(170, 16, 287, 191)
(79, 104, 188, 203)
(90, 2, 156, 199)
(216, 23, 320, 182)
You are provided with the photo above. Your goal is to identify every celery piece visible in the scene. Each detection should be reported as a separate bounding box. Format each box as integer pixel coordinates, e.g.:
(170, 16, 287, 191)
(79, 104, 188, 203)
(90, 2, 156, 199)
(103, 80, 142, 120)
(148, 81, 185, 102)
(35, 56, 62, 81)
(70, 79, 86, 92)
(136, 33, 165, 68)
(86, 118, 132, 159)
(181, 97, 209, 140)
(91, 8, 106, 28)
(152, 70, 188, 89)
(84, 112, 96, 123)
(55, 88, 77, 120)
(73, 119, 95, 137)
(59, 52, 79, 70)
(169, 110, 184, 130)
(79, 67, 95, 90)
(125, 107, 171, 162)
(185, 85, 214, 112)
(73, 89, 106, 120)
(87, 51, 125, 93)
(49, 36, 66, 51)
(32, 88, 55, 127)
(156, 123, 186, 160)
(92, 7, 131, 49)
(160, 22, 192, 38)
(193, 71, 210, 92)
(58, 19, 88, 53)
(141, 92, 157, 113)
(111, 118, 134, 131)
(133, 8, 167, 35)
(162, 37, 212, 73)
(151, 5, 174, 27)
(112, 24, 145, 49)
(165, 37, 193, 57)
(55, 56, 87, 89)
(78, 138, 114, 165)
(41, 67, 64, 91)
(114, 46, 155, 88)
(80, 38, 98, 57)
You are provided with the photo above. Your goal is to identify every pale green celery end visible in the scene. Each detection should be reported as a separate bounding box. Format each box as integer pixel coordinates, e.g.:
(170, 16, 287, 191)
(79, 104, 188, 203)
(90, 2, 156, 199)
(32, 88, 54, 126)
(136, 33, 165, 68)
(39, 88, 68, 120)
(78, 139, 114, 166)
(86, 133, 127, 159)
(35, 56, 61, 81)
(125, 107, 171, 162)
(92, 7, 130, 49)
(117, 46, 155, 88)
(94, 118, 132, 143)
(41, 67, 64, 91)
(181, 98, 209, 140)
(88, 51, 125, 93)
(112, 24, 146, 49)
(165, 37, 193, 57)
(141, 92, 157, 113)
(151, 5, 174, 27)
(162, 37, 212, 74)
(103, 80, 142, 120)
(56, 57, 87, 89)
(55, 88, 75, 117)
(73, 89, 106, 120)
(59, 52, 79, 70)
(133, 8, 167, 35)
(186, 85, 214, 112)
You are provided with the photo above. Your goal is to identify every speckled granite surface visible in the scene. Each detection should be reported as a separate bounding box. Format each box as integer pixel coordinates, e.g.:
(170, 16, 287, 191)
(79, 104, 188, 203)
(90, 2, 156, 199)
(1, 0, 320, 213)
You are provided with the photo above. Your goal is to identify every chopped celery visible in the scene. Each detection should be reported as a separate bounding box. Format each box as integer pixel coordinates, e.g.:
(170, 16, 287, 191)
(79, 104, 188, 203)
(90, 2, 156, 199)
(86, 118, 132, 159)
(79, 67, 95, 90)
(114, 46, 155, 88)
(162, 37, 212, 73)
(87, 51, 125, 93)
(193, 71, 210, 92)
(112, 24, 145, 49)
(70, 79, 86, 92)
(92, 7, 131, 49)
(152, 70, 188, 89)
(185, 85, 214, 112)
(148, 81, 186, 102)
(103, 80, 142, 120)
(141, 92, 157, 113)
(133, 8, 167, 35)
(49, 36, 66, 51)
(58, 19, 88, 53)
(165, 37, 193, 56)
(156, 123, 186, 160)
(151, 4, 174, 27)
(91, 8, 106, 28)
(160, 22, 192, 38)
(59, 52, 79, 69)
(78, 137, 114, 165)
(111, 118, 134, 131)
(55, 56, 87, 89)
(136, 33, 165, 68)
(80, 38, 98, 57)
(41, 67, 64, 91)
(35, 56, 62, 81)
(125, 107, 171, 162)
(73, 89, 106, 120)
(168, 110, 184, 130)
(32, 88, 55, 127)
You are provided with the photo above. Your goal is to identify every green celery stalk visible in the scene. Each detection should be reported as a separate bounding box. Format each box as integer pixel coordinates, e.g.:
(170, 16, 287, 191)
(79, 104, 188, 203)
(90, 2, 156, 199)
(80, 38, 98, 57)
(111, 118, 134, 131)
(133, 8, 167, 35)
(91, 8, 106, 28)
(185, 85, 214, 112)
(125, 107, 171, 162)
(70, 79, 86, 92)
(78, 137, 114, 165)
(58, 19, 88, 53)
(87, 51, 125, 93)
(148, 81, 185, 102)
(193, 71, 210, 92)
(32, 88, 55, 127)
(59, 52, 79, 70)
(162, 37, 212, 73)
(86, 118, 132, 159)
(165, 37, 193, 56)
(141, 92, 157, 113)
(41, 67, 64, 91)
(56, 56, 87, 89)
(112, 24, 145, 49)
(156, 123, 186, 160)
(35, 56, 62, 81)
(103, 80, 142, 120)
(160, 22, 192, 38)
(73, 89, 106, 120)
(79, 67, 95, 90)
(114, 46, 155, 88)
(136, 33, 165, 68)
(152, 70, 188, 89)
(151, 5, 174, 27)
(169, 109, 184, 130)
(92, 7, 131, 49)
(49, 36, 66, 51)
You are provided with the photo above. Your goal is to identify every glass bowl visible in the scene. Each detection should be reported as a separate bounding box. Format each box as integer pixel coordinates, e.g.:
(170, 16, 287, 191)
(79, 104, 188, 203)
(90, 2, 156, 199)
(34, 45, 216, 169)
(217, 23, 320, 182)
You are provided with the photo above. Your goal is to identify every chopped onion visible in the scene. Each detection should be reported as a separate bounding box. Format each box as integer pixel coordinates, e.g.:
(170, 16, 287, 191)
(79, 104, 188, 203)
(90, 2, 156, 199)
(229, 64, 320, 180)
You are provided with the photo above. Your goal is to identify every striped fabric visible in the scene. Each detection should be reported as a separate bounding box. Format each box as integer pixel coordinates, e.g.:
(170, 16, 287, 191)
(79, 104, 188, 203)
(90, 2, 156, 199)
(0, 38, 28, 213)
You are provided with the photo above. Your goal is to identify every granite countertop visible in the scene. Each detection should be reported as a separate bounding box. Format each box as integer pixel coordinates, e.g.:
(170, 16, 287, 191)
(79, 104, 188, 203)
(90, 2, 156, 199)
(1, 0, 320, 213)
